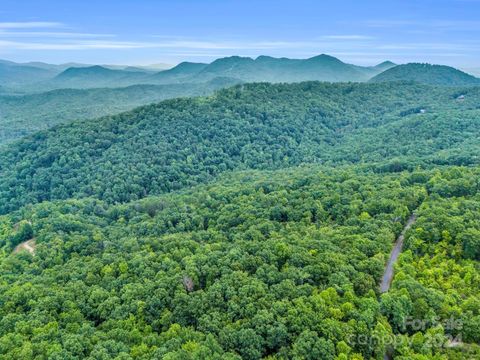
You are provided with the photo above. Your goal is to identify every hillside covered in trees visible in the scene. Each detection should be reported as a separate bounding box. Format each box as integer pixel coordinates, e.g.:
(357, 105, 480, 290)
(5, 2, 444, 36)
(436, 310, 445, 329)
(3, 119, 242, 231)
(3, 0, 480, 356)
(0, 77, 479, 360)
(0, 78, 239, 145)
(370, 63, 480, 86)
(0, 54, 396, 145)
(3, 56, 476, 149)
(1, 166, 479, 359)
(0, 81, 479, 214)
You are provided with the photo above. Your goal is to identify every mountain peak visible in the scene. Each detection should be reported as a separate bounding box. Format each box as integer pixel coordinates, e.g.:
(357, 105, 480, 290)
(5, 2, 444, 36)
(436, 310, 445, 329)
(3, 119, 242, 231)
(200, 56, 255, 74)
(374, 61, 396, 70)
(370, 63, 480, 86)
(306, 54, 345, 64)
(57, 65, 113, 78)
(164, 61, 207, 73)
(209, 56, 254, 65)
(255, 55, 276, 62)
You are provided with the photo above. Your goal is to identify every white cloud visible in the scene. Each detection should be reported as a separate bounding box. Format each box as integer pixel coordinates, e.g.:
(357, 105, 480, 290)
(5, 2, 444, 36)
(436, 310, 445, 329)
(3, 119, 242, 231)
(0, 39, 334, 51)
(0, 40, 151, 50)
(0, 31, 114, 38)
(0, 22, 63, 29)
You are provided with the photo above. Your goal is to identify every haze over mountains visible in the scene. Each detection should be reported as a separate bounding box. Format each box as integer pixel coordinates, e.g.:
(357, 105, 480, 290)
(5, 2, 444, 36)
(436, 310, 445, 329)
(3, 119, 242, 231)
(0, 59, 170, 88)
(2, 54, 479, 93)
(1, 54, 479, 146)
(1, 54, 398, 90)
(0, 77, 238, 144)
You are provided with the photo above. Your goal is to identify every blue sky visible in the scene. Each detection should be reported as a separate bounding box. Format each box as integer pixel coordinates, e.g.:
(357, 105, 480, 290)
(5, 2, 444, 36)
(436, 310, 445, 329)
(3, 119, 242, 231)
(1, 0, 479, 68)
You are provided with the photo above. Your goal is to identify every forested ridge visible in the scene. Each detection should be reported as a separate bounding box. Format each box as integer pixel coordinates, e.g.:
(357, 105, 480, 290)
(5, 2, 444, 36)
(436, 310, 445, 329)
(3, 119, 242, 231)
(2, 56, 477, 147)
(370, 63, 480, 86)
(0, 81, 479, 214)
(0, 79, 479, 359)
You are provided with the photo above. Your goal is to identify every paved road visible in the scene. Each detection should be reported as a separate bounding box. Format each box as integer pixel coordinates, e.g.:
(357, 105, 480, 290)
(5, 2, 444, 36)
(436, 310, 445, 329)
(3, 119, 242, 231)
(380, 214, 416, 293)
(381, 214, 417, 360)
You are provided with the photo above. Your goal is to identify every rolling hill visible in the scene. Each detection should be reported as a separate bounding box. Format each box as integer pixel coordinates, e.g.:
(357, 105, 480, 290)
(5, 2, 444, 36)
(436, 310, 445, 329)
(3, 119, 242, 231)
(0, 81, 478, 214)
(372, 60, 396, 72)
(48, 65, 152, 88)
(0, 77, 240, 145)
(370, 63, 480, 86)
(0, 55, 398, 146)
(45, 55, 394, 90)
(0, 60, 169, 90)
(0, 61, 57, 87)
(148, 61, 209, 84)
(50, 55, 396, 88)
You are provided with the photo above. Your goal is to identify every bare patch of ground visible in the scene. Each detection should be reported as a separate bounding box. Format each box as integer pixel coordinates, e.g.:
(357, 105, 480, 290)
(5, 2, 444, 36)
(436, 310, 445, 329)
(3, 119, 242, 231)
(13, 239, 36, 255)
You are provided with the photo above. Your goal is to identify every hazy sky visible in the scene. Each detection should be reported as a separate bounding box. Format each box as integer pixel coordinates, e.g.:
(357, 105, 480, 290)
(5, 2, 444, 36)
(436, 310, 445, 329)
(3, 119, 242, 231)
(1, 0, 479, 67)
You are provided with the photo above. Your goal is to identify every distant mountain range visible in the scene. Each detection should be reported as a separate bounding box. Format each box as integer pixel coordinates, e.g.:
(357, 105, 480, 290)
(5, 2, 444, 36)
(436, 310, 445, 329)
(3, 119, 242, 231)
(2, 54, 479, 145)
(0, 60, 57, 86)
(370, 63, 480, 86)
(0, 60, 170, 90)
(1, 55, 398, 90)
(3, 55, 479, 91)
(47, 65, 152, 89)
(48, 54, 396, 88)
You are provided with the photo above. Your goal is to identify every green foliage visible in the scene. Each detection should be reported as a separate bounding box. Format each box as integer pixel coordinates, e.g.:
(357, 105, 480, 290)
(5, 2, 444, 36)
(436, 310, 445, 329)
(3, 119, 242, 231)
(1, 81, 479, 214)
(0, 166, 430, 359)
(0, 78, 238, 145)
(382, 169, 480, 358)
(459, 228, 480, 260)
(0, 72, 479, 359)
(0, 166, 477, 358)
(11, 221, 33, 247)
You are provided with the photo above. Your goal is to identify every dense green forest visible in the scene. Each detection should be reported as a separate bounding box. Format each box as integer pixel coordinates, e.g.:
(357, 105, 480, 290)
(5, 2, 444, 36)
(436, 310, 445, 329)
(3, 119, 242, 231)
(0, 76, 479, 359)
(384, 173, 480, 359)
(0, 166, 479, 359)
(0, 54, 397, 145)
(0, 78, 238, 145)
(0, 81, 479, 214)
